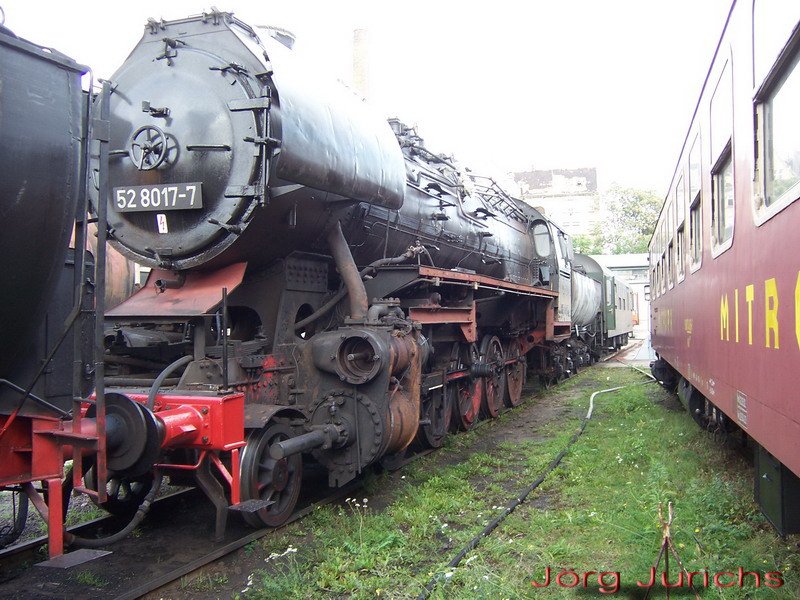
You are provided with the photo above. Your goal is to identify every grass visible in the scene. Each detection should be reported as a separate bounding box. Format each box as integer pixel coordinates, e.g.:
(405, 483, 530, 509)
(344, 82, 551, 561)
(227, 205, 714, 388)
(74, 569, 108, 587)
(180, 571, 229, 591)
(242, 365, 800, 599)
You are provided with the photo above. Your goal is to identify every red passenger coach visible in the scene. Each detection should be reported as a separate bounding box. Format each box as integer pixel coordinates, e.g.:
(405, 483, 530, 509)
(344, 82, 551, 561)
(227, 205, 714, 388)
(649, 1, 800, 533)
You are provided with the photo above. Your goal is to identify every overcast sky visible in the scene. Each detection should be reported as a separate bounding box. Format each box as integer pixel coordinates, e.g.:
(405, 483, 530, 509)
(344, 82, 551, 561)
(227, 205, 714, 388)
(3, 0, 732, 194)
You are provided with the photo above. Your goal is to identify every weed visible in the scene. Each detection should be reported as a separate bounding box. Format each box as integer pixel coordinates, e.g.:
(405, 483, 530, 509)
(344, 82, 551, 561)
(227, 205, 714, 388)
(181, 572, 229, 591)
(75, 570, 107, 587)
(243, 540, 258, 556)
(245, 366, 800, 599)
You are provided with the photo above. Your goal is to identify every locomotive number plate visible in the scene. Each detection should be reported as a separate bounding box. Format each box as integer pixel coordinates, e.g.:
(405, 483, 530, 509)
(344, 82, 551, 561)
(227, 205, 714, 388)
(113, 182, 203, 212)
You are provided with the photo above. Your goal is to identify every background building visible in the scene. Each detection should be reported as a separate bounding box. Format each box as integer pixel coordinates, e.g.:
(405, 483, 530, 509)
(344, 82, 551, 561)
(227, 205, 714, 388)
(513, 167, 602, 235)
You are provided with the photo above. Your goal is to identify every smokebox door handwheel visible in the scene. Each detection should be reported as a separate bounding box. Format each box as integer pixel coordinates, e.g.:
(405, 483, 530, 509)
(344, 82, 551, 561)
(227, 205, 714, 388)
(129, 125, 168, 171)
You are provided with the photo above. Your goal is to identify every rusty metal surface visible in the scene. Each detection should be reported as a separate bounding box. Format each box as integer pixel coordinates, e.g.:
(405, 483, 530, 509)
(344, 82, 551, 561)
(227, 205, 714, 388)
(384, 334, 421, 453)
(106, 263, 247, 318)
(410, 304, 477, 343)
(82, 225, 136, 310)
(416, 266, 559, 297)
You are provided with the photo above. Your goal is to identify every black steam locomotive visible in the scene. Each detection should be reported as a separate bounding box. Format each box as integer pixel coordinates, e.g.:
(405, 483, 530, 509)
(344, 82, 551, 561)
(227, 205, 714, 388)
(1, 10, 633, 553)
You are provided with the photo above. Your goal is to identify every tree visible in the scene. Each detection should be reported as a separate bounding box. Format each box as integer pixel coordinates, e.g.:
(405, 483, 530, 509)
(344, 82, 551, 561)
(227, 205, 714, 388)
(571, 221, 606, 255)
(603, 187, 662, 254)
(572, 187, 662, 255)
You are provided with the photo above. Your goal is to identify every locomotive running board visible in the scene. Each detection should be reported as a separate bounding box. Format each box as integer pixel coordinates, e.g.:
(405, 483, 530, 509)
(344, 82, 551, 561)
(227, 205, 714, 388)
(363, 264, 559, 301)
(365, 264, 559, 344)
(416, 265, 559, 299)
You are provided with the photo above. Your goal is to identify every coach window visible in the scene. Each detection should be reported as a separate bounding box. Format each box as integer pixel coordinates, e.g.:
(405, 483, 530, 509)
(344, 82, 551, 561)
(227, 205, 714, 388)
(659, 258, 664, 295)
(754, 46, 800, 223)
(659, 257, 665, 295)
(710, 60, 734, 255)
(653, 268, 659, 298)
(688, 135, 702, 269)
(675, 174, 686, 281)
(712, 146, 734, 246)
(667, 241, 674, 289)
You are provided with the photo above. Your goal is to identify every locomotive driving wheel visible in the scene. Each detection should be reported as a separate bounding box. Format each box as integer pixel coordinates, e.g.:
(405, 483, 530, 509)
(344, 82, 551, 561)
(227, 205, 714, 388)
(453, 343, 482, 430)
(503, 338, 526, 408)
(419, 382, 453, 448)
(239, 422, 302, 527)
(480, 335, 506, 418)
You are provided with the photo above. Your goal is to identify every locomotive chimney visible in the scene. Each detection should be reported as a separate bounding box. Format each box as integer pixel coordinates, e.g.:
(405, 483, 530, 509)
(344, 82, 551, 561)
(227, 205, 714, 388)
(352, 28, 370, 100)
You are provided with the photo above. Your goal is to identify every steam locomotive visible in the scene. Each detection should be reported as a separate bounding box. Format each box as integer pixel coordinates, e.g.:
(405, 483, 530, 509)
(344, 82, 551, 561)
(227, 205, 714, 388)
(0, 10, 633, 555)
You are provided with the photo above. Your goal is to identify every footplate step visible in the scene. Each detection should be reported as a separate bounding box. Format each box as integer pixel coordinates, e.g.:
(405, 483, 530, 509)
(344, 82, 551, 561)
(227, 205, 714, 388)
(228, 499, 274, 513)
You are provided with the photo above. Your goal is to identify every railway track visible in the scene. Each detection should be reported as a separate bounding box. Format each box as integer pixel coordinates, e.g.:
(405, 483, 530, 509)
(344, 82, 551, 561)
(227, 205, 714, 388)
(0, 489, 192, 582)
(0, 450, 431, 599)
(0, 346, 642, 598)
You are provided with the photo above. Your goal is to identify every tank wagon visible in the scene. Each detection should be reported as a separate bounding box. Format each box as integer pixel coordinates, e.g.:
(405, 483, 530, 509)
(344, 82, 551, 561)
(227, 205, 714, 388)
(1, 10, 632, 557)
(0, 17, 115, 553)
(649, 0, 800, 534)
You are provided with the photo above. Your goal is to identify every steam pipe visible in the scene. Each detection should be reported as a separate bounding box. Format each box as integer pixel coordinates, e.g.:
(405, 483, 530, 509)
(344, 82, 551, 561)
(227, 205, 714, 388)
(292, 245, 418, 332)
(326, 221, 368, 320)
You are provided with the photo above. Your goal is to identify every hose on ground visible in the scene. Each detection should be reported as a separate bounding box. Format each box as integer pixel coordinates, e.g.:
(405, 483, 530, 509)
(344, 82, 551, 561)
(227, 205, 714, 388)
(417, 365, 656, 599)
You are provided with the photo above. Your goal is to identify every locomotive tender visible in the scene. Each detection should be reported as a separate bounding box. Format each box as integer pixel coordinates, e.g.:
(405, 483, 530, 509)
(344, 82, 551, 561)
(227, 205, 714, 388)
(1, 10, 633, 556)
(649, 0, 800, 534)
